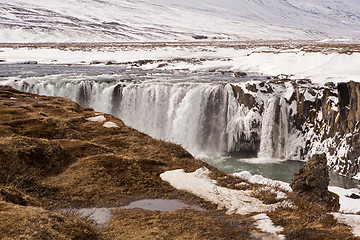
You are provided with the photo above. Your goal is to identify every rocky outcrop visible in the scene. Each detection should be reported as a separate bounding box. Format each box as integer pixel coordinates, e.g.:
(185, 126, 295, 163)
(294, 81, 360, 178)
(290, 154, 339, 210)
(290, 154, 330, 201)
(231, 79, 360, 179)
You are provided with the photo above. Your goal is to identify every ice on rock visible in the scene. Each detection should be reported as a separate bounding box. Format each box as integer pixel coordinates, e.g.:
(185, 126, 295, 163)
(258, 97, 289, 160)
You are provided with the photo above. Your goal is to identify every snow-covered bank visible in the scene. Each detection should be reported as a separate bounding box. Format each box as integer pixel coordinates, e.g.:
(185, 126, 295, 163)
(332, 213, 360, 237)
(160, 167, 289, 215)
(233, 171, 292, 192)
(234, 171, 360, 215)
(329, 187, 360, 214)
(1, 0, 360, 42)
(253, 214, 285, 240)
(161, 168, 360, 238)
(1, 46, 360, 84)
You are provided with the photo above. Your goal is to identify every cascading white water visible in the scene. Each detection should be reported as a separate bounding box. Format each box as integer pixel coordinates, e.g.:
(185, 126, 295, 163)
(258, 97, 289, 159)
(112, 82, 261, 154)
(11, 79, 261, 155)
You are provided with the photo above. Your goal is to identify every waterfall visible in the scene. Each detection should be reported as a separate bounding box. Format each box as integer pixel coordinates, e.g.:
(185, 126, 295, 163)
(9, 79, 262, 155)
(113, 82, 259, 154)
(258, 97, 289, 159)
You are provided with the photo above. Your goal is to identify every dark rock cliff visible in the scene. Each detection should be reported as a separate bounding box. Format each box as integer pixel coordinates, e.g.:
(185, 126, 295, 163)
(231, 80, 360, 179)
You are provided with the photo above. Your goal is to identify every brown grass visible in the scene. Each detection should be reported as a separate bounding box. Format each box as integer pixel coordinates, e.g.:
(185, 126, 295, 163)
(251, 188, 281, 204)
(0, 86, 211, 207)
(267, 193, 360, 240)
(103, 208, 254, 240)
(1, 40, 360, 54)
(0, 201, 99, 240)
(1, 86, 359, 239)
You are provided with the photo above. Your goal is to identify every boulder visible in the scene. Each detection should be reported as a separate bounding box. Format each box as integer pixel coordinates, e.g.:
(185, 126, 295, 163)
(290, 154, 338, 209)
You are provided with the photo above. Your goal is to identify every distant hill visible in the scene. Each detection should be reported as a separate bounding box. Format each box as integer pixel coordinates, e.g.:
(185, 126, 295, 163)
(1, 0, 360, 42)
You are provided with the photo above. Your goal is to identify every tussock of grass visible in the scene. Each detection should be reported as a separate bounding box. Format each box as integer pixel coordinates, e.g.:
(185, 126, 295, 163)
(0, 186, 40, 207)
(251, 189, 280, 205)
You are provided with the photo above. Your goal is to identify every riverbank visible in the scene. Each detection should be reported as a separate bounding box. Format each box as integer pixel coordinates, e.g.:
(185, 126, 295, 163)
(1, 41, 360, 84)
(0, 86, 359, 239)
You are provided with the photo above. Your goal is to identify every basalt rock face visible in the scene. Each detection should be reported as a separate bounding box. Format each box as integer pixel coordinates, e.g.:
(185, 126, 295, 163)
(296, 81, 360, 179)
(230, 79, 360, 179)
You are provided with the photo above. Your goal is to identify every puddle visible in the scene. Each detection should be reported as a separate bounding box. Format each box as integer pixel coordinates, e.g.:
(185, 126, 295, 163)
(62, 199, 204, 229)
(121, 199, 205, 212)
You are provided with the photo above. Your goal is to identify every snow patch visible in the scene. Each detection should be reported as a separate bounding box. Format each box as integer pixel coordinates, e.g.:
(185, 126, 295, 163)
(103, 121, 119, 128)
(253, 213, 285, 239)
(64, 208, 112, 229)
(233, 171, 292, 192)
(332, 213, 360, 237)
(86, 115, 106, 123)
(329, 186, 360, 214)
(160, 167, 286, 215)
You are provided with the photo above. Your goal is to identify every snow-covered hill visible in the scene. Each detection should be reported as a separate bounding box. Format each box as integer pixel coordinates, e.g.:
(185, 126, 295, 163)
(0, 0, 360, 42)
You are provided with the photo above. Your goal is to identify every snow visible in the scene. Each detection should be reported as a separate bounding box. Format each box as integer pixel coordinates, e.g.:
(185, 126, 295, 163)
(332, 213, 360, 237)
(253, 213, 285, 239)
(329, 186, 360, 214)
(1, 0, 360, 42)
(160, 167, 286, 215)
(304, 90, 316, 102)
(284, 82, 295, 101)
(234, 171, 360, 215)
(103, 122, 119, 128)
(1, 46, 360, 85)
(86, 115, 106, 123)
(233, 171, 292, 192)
